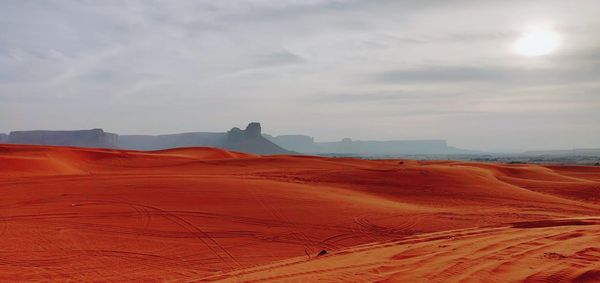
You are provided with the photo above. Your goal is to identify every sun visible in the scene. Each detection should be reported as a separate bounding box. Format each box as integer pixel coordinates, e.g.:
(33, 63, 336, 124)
(514, 29, 560, 56)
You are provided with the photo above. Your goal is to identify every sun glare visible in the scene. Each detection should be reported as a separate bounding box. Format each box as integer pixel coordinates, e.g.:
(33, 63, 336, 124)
(514, 29, 560, 56)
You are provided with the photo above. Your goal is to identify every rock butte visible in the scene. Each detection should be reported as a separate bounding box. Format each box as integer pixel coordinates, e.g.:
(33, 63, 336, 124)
(0, 144, 599, 282)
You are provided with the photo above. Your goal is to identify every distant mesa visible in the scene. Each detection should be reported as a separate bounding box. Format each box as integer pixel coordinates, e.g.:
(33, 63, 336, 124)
(263, 134, 473, 155)
(6, 129, 118, 148)
(1, 122, 476, 155)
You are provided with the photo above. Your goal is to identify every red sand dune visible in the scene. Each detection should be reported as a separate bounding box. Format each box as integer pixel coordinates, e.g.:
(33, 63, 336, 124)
(0, 144, 599, 282)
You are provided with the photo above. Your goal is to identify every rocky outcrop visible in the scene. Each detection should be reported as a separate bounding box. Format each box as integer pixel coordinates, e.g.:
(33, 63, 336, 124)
(245, 122, 262, 138)
(225, 123, 293, 154)
(7, 129, 118, 148)
(0, 133, 7, 143)
(227, 122, 261, 142)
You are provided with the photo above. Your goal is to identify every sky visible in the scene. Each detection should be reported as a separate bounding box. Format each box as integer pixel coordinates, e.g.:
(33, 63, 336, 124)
(1, 0, 599, 151)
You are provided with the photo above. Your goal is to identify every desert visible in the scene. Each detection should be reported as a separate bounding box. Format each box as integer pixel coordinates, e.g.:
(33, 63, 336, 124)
(1, 144, 599, 282)
(3, 1, 600, 282)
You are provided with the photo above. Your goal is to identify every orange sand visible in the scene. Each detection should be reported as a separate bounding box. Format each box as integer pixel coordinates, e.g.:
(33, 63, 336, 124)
(0, 144, 599, 282)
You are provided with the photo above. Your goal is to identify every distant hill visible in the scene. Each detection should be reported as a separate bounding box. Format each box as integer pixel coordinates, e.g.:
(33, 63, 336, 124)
(264, 134, 474, 155)
(2, 123, 293, 155)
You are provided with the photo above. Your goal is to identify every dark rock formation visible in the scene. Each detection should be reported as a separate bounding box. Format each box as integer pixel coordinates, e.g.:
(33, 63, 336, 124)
(245, 122, 262, 138)
(227, 122, 262, 142)
(7, 129, 118, 148)
(224, 123, 293, 154)
(0, 133, 7, 143)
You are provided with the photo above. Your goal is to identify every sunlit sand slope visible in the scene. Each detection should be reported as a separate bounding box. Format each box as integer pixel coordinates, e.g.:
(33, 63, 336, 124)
(206, 218, 600, 283)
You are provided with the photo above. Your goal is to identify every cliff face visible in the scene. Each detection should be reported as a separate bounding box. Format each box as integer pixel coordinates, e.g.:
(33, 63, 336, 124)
(7, 129, 118, 148)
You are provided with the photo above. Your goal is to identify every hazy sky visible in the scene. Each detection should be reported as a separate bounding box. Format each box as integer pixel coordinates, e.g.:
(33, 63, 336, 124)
(1, 0, 599, 151)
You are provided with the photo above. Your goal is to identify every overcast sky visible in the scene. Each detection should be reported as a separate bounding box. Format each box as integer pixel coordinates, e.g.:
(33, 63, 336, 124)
(1, 0, 599, 151)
